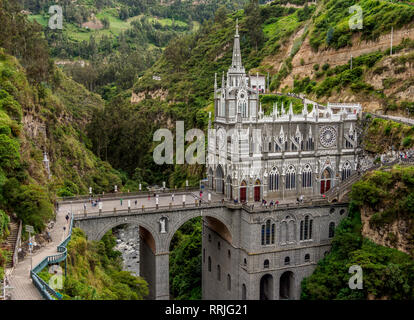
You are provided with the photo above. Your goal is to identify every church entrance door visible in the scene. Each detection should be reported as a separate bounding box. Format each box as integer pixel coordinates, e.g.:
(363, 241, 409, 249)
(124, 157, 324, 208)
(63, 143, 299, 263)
(240, 181, 247, 202)
(254, 180, 261, 202)
(320, 168, 332, 194)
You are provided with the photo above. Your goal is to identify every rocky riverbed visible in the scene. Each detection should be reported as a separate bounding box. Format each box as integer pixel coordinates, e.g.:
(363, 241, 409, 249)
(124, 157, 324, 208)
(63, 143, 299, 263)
(113, 225, 140, 276)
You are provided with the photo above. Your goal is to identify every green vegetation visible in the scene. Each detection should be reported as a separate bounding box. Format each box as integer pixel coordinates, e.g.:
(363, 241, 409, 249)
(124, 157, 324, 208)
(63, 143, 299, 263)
(58, 228, 149, 299)
(22, 0, 249, 96)
(259, 94, 305, 114)
(309, 0, 414, 51)
(0, 209, 10, 280)
(351, 166, 414, 238)
(301, 201, 414, 300)
(0, 1, 124, 237)
(170, 218, 202, 300)
(363, 117, 414, 153)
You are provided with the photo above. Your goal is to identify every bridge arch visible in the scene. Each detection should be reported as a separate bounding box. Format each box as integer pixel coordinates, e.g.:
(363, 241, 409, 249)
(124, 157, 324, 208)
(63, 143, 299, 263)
(166, 210, 233, 249)
(94, 219, 160, 248)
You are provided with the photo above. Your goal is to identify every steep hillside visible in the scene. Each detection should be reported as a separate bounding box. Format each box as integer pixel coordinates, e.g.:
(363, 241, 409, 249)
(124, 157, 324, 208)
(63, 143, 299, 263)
(301, 200, 414, 300)
(132, 0, 414, 116)
(351, 165, 414, 256)
(0, 1, 123, 235)
(22, 0, 250, 96)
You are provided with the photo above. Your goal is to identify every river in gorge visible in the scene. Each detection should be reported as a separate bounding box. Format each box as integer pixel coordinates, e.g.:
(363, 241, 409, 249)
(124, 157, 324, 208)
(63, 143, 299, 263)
(113, 225, 140, 276)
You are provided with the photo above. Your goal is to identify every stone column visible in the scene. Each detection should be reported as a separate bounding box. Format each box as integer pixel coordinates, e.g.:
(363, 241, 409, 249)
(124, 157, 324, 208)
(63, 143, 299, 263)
(155, 252, 170, 300)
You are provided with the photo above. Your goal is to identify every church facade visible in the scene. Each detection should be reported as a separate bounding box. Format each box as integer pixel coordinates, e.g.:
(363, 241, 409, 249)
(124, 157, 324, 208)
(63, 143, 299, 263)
(202, 22, 361, 300)
(207, 22, 361, 204)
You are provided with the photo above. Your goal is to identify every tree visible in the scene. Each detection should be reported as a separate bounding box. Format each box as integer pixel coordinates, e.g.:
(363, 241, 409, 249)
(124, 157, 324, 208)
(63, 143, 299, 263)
(214, 5, 228, 25)
(244, 0, 264, 51)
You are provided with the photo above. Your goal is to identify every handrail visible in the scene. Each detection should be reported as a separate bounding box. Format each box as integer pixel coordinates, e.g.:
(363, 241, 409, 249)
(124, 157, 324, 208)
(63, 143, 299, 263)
(30, 212, 74, 300)
(11, 220, 22, 269)
(57, 187, 200, 203)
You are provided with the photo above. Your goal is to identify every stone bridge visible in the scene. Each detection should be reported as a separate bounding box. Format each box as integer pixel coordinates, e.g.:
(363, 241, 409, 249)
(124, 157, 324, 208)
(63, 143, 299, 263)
(72, 201, 239, 300)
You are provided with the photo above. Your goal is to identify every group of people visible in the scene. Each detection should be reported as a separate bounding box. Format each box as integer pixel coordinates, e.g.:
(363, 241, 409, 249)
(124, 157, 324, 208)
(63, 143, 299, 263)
(261, 199, 280, 208)
(399, 150, 414, 161)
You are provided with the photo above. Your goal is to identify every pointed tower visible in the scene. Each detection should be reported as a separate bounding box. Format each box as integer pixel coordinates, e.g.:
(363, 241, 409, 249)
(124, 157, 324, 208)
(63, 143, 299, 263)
(258, 102, 264, 119)
(288, 102, 294, 116)
(302, 103, 308, 116)
(227, 19, 246, 88)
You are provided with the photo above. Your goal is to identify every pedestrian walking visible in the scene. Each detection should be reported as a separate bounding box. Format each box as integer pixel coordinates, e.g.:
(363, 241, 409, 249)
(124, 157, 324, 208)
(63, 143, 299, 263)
(172, 193, 175, 202)
(65, 214, 69, 223)
(135, 200, 137, 206)
(120, 198, 123, 206)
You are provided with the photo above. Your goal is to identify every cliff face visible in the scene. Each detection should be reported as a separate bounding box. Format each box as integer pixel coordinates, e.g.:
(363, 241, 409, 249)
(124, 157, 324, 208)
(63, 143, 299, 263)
(351, 165, 414, 257)
(361, 206, 413, 256)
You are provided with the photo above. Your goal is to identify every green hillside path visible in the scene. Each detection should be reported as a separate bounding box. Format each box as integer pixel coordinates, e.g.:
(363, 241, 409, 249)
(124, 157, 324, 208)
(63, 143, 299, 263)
(8, 207, 69, 300)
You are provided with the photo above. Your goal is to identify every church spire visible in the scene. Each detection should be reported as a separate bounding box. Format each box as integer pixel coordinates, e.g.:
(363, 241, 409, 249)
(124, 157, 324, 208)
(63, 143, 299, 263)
(231, 19, 243, 70)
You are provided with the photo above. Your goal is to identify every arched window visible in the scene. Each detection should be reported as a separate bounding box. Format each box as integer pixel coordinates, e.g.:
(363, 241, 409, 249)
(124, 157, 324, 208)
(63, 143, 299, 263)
(242, 284, 247, 300)
(243, 258, 247, 266)
(302, 164, 312, 188)
(208, 234, 212, 242)
(268, 168, 280, 191)
(261, 219, 275, 245)
(228, 249, 231, 259)
(341, 162, 352, 181)
(300, 215, 313, 240)
(346, 127, 354, 149)
(215, 165, 224, 194)
(220, 98, 225, 117)
(227, 274, 231, 291)
(285, 165, 296, 190)
(208, 257, 211, 272)
(264, 259, 269, 269)
(304, 254, 310, 262)
(208, 168, 214, 189)
(306, 136, 314, 150)
(284, 257, 290, 265)
(218, 241, 221, 250)
(217, 265, 221, 281)
(329, 222, 335, 238)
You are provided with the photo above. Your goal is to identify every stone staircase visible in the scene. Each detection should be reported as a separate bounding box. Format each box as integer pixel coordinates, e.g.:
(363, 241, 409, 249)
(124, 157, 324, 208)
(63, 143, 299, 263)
(0, 221, 19, 268)
(325, 163, 382, 202)
(325, 173, 360, 202)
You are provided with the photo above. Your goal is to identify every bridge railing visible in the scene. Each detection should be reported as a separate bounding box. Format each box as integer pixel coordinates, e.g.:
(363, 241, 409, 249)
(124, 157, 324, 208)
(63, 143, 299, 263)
(73, 200, 228, 218)
(30, 212, 74, 300)
(57, 188, 202, 204)
(73, 196, 336, 219)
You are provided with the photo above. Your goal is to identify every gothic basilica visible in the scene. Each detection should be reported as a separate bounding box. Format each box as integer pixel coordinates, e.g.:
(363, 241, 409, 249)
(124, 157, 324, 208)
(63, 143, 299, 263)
(207, 22, 361, 204)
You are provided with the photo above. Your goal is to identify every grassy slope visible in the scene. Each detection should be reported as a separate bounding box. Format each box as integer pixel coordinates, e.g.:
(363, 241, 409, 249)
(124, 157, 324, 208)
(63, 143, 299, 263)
(39, 228, 149, 300)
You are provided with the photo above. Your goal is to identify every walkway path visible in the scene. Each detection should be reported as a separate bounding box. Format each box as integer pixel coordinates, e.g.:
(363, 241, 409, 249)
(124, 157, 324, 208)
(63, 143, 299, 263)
(8, 206, 69, 300)
(371, 113, 414, 126)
